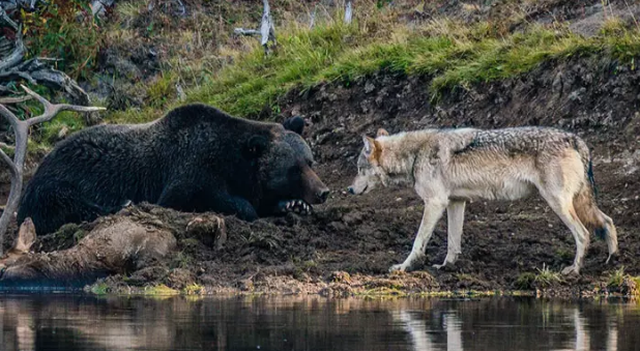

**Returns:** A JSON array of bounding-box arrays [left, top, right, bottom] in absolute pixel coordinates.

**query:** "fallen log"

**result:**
[[0, 206, 226, 290]]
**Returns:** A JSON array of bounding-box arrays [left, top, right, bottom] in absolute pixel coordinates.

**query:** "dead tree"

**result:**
[[0, 0, 114, 127], [0, 84, 105, 255], [233, 0, 277, 55], [344, 1, 352, 24]]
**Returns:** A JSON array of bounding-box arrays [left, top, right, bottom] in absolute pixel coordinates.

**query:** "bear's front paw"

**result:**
[[278, 199, 312, 215]]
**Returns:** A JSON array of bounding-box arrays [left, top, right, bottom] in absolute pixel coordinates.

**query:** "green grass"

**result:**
[[534, 264, 563, 288], [101, 15, 640, 127], [608, 266, 627, 288], [10, 2, 640, 151]]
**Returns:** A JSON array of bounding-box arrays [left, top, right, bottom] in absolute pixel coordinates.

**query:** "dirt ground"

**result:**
[[2, 53, 638, 298], [1, 0, 640, 298]]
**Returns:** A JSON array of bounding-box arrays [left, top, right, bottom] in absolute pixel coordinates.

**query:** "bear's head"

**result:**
[[245, 116, 330, 216]]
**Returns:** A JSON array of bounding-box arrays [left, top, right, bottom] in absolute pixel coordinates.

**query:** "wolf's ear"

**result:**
[[376, 128, 389, 137], [362, 135, 381, 161]]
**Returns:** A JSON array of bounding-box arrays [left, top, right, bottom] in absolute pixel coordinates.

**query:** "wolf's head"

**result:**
[[348, 128, 389, 195]]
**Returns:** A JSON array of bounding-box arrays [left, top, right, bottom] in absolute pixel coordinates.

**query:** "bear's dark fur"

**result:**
[[17, 104, 329, 235]]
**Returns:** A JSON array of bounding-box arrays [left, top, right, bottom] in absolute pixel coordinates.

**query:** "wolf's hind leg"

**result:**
[[390, 197, 448, 273], [433, 201, 465, 270], [539, 190, 590, 276]]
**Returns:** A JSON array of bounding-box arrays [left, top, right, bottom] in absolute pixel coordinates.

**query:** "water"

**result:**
[[0, 294, 639, 351]]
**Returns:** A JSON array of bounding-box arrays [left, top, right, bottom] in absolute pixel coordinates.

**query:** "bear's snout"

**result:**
[[301, 167, 330, 205], [317, 188, 330, 203]]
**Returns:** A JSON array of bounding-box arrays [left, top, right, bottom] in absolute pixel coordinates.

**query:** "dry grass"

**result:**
[[14, 0, 640, 146]]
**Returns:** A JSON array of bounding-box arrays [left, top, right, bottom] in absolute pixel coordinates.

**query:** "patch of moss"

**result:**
[[182, 283, 205, 295], [143, 284, 179, 296], [89, 282, 109, 295]]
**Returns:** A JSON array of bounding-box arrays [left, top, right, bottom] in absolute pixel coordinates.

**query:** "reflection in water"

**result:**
[[0, 295, 638, 351]]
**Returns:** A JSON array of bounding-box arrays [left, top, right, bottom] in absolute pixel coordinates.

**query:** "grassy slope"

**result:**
[[106, 3, 640, 125], [7, 0, 640, 148]]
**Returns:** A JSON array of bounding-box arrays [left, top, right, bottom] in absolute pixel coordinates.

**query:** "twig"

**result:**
[[0, 142, 15, 150], [234, 28, 261, 36], [0, 95, 31, 104], [0, 5, 19, 30], [0, 27, 25, 72]]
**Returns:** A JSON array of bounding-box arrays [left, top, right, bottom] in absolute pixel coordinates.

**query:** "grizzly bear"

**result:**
[[17, 103, 329, 235]]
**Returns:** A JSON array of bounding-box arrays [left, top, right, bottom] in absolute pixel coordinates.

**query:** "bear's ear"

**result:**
[[243, 136, 268, 159], [282, 116, 305, 135], [376, 128, 389, 137]]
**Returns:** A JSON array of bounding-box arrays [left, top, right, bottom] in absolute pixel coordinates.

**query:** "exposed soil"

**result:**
[[1, 0, 640, 298], [2, 52, 638, 298]]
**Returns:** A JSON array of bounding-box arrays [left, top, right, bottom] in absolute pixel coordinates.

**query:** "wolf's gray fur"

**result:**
[[348, 126, 618, 276]]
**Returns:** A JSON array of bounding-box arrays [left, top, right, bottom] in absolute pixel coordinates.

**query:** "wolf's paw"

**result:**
[[278, 199, 312, 215], [432, 263, 446, 270], [389, 264, 408, 273], [561, 265, 579, 276]]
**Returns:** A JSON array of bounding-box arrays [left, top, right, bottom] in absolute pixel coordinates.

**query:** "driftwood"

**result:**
[[0, 216, 177, 288], [0, 27, 93, 106], [0, 0, 116, 114], [0, 85, 105, 255], [0, 206, 226, 289], [234, 0, 277, 55]]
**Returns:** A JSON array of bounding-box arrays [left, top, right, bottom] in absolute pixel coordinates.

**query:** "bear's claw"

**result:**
[[278, 199, 312, 215]]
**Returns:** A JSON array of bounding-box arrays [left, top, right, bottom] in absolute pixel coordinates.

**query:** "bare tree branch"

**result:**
[[233, 28, 261, 36], [234, 0, 276, 55], [0, 84, 106, 255], [0, 142, 14, 149], [0, 5, 19, 30], [344, 1, 352, 24], [19, 85, 105, 126], [0, 95, 31, 104], [0, 147, 16, 176], [0, 28, 25, 72], [0, 103, 21, 128], [260, 0, 275, 47]]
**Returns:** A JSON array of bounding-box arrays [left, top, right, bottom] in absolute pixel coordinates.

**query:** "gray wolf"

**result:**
[[348, 126, 617, 275], [18, 104, 329, 235]]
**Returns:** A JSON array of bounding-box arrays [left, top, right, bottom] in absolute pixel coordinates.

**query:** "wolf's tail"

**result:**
[[572, 141, 618, 261]]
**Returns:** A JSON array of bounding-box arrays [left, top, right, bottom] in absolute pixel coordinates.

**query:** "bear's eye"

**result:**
[[307, 160, 314, 168]]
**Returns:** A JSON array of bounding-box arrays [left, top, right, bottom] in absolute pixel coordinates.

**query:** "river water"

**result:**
[[0, 294, 638, 351]]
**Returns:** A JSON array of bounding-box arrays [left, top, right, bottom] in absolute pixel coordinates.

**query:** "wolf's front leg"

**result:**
[[390, 198, 448, 273], [433, 201, 465, 270]]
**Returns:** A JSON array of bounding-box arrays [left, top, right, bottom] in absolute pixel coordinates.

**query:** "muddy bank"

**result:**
[[0, 53, 636, 298]]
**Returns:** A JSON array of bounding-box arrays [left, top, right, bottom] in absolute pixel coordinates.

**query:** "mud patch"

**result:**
[[3, 51, 640, 298]]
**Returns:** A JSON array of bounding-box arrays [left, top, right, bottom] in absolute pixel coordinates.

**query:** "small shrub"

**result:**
[[22, 0, 103, 79], [608, 266, 627, 288], [534, 264, 562, 288], [514, 272, 536, 290], [183, 283, 204, 295]]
